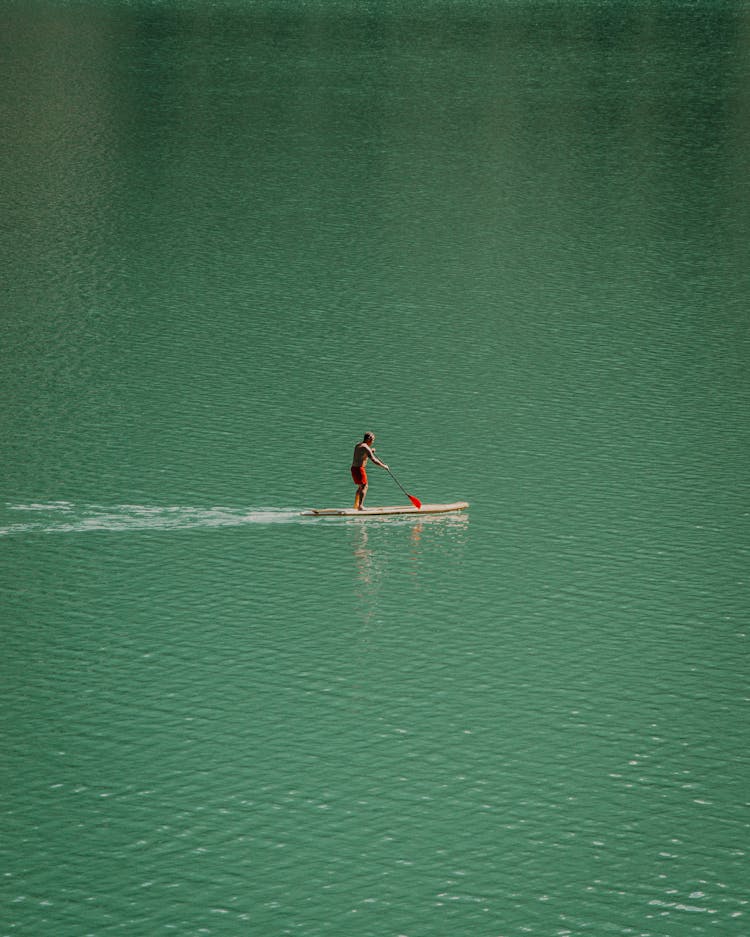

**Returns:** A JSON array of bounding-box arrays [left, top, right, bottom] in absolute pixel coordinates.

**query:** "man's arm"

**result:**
[[364, 445, 389, 470]]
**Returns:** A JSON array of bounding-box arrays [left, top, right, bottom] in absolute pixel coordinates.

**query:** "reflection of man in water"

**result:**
[[350, 432, 389, 510]]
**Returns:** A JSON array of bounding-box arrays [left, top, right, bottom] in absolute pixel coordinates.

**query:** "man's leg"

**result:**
[[355, 483, 367, 510]]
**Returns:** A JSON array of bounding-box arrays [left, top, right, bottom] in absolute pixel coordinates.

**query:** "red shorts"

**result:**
[[351, 465, 367, 486]]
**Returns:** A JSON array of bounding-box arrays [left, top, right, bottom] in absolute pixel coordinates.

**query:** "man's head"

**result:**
[[363, 432, 375, 444]]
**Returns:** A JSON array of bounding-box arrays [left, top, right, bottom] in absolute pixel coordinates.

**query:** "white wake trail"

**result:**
[[1, 503, 302, 536]]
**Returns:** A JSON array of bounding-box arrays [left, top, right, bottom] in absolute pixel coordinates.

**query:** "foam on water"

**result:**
[[1, 503, 301, 535]]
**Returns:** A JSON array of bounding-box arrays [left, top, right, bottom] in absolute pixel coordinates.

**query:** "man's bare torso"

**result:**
[[352, 441, 374, 467]]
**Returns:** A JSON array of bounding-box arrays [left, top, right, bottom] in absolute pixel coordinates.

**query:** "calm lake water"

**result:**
[[2, 1, 749, 935]]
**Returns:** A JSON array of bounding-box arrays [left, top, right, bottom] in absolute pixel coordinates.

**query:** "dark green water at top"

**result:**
[[2, 2, 749, 935]]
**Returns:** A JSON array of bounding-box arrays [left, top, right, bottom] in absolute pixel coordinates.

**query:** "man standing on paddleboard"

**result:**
[[351, 432, 389, 510]]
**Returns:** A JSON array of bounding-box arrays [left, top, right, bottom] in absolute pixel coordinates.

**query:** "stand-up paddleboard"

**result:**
[[301, 501, 469, 517]]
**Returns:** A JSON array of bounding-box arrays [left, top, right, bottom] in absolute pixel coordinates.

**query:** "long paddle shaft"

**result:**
[[386, 468, 422, 510]]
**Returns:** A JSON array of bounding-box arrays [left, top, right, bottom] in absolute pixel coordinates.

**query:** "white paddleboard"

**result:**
[[301, 501, 469, 517]]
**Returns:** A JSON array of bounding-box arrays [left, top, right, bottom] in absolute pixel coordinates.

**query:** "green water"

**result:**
[[2, 1, 749, 935]]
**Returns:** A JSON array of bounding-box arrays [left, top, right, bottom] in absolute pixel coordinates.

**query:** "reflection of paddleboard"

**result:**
[[301, 501, 469, 517]]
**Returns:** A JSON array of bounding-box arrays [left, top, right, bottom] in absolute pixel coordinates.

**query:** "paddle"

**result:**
[[386, 468, 422, 509]]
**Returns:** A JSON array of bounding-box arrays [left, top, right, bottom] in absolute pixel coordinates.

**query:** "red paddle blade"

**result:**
[[408, 494, 422, 509]]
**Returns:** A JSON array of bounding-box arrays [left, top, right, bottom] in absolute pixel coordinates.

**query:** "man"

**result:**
[[351, 432, 389, 510]]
